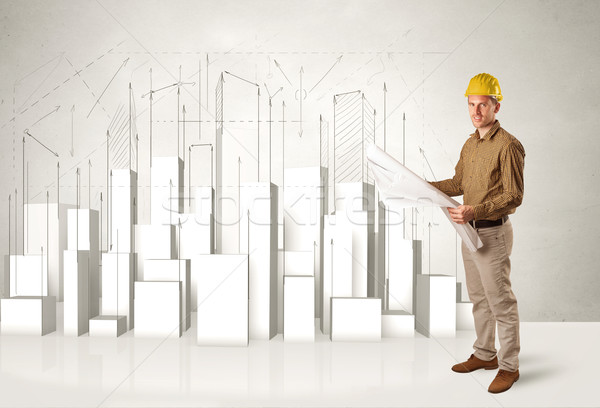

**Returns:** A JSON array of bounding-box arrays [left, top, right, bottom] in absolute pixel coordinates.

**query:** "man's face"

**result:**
[[468, 95, 500, 131]]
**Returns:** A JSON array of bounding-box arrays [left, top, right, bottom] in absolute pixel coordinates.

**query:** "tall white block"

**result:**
[[321, 216, 353, 335], [9, 255, 48, 297], [284, 167, 325, 321], [101, 253, 134, 330], [135, 281, 182, 338], [143, 259, 190, 330], [416, 274, 456, 337], [24, 203, 73, 301], [67, 209, 100, 317], [284, 276, 314, 342], [339, 213, 370, 298], [334, 182, 371, 213], [387, 215, 414, 312], [1, 296, 56, 335], [284, 250, 313, 276], [382, 310, 415, 338], [457, 302, 475, 330], [196, 255, 248, 346], [239, 182, 278, 340], [89, 315, 127, 337], [63, 250, 89, 336], [178, 213, 213, 258], [151, 157, 183, 226], [110, 169, 137, 253], [330, 297, 381, 342]]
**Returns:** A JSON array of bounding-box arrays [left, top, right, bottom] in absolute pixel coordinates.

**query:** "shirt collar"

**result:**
[[471, 120, 501, 140]]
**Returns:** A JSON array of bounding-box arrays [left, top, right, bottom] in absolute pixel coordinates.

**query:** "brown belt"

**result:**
[[468, 215, 508, 229]]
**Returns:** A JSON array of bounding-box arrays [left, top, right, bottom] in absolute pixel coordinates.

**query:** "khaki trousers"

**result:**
[[461, 219, 520, 372]]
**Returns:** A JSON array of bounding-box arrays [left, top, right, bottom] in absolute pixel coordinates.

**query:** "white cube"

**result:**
[[330, 297, 381, 342], [89, 315, 127, 337], [382, 310, 415, 337], [1, 296, 56, 335], [135, 281, 182, 338]]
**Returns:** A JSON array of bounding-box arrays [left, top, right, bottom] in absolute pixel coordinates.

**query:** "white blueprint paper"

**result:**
[[366, 144, 483, 252]]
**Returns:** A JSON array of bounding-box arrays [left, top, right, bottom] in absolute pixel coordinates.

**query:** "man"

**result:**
[[430, 73, 525, 394]]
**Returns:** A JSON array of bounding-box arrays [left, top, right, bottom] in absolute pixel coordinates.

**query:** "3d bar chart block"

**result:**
[[284, 167, 323, 252], [387, 223, 414, 313], [143, 259, 191, 330], [24, 203, 73, 301], [284, 276, 314, 342], [101, 253, 134, 330], [134, 224, 176, 280], [9, 255, 48, 297], [416, 274, 456, 337], [284, 250, 314, 276], [89, 315, 127, 337], [63, 250, 90, 336], [151, 157, 183, 226], [67, 209, 100, 317], [178, 213, 213, 258], [321, 215, 353, 335], [196, 255, 249, 347], [330, 297, 381, 342], [1, 296, 56, 335], [240, 182, 278, 340], [134, 281, 182, 338], [110, 169, 137, 253], [456, 302, 475, 330], [382, 310, 415, 338]]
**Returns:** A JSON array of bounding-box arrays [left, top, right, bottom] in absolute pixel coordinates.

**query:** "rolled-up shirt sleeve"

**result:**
[[472, 140, 525, 220]]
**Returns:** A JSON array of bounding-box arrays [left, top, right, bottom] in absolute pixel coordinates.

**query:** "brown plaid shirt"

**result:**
[[430, 120, 525, 221]]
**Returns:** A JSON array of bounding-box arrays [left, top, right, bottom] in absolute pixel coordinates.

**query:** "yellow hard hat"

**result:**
[[465, 73, 503, 102]]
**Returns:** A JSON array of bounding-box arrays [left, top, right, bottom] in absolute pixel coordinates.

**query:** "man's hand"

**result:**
[[448, 205, 474, 224]]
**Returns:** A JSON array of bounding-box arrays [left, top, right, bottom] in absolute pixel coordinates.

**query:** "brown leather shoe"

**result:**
[[451, 354, 499, 373], [488, 369, 520, 393]]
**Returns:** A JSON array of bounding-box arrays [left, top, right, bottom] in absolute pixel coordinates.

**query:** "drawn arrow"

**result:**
[[87, 58, 129, 118], [419, 146, 436, 181], [309, 55, 342, 94], [298, 66, 304, 138], [70, 105, 75, 156], [383, 83, 387, 152], [31, 105, 60, 127], [224, 71, 259, 87], [274, 59, 293, 86], [24, 129, 59, 157]]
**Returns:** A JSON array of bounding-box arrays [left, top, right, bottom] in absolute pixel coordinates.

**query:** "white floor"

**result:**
[[0, 312, 598, 408]]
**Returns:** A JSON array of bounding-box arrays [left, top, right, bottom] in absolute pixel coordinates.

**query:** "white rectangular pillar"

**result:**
[[178, 213, 213, 258], [110, 169, 137, 253], [321, 215, 353, 335], [67, 209, 100, 317], [416, 274, 456, 337], [63, 250, 89, 336], [196, 255, 248, 346], [240, 182, 278, 340], [134, 224, 176, 280], [151, 157, 183, 226], [284, 275, 314, 342], [387, 212, 414, 312], [24, 203, 72, 301], [134, 281, 182, 338], [330, 297, 381, 342], [143, 259, 190, 330], [0, 296, 56, 335], [101, 253, 134, 330]]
